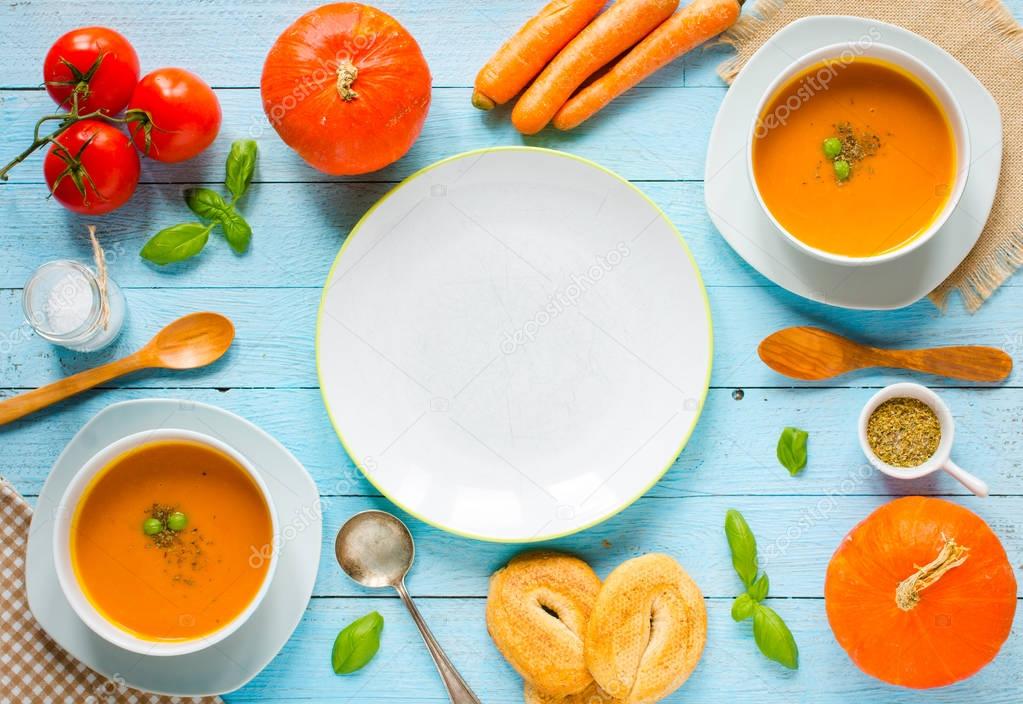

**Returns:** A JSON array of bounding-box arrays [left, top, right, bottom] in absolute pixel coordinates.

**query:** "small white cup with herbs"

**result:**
[[859, 382, 988, 497]]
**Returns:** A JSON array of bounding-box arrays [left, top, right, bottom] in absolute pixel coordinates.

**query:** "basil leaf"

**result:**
[[725, 509, 758, 588], [752, 604, 799, 669], [777, 427, 808, 476], [749, 573, 770, 602], [731, 593, 755, 622], [220, 210, 253, 254], [141, 223, 212, 265], [185, 187, 233, 222], [225, 139, 258, 201], [332, 611, 384, 675]]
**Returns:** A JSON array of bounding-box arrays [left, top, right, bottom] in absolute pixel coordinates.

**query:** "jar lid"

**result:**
[[22, 260, 103, 343]]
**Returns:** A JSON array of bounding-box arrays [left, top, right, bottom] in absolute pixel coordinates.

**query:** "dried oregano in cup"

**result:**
[[867, 398, 941, 467]]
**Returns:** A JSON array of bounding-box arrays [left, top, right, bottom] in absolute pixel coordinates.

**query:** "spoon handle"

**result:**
[[395, 580, 481, 704], [874, 346, 1013, 382], [0, 354, 146, 426]]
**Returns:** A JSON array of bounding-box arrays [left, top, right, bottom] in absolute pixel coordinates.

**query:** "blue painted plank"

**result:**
[[227, 596, 1023, 703], [5, 0, 1019, 91], [0, 182, 752, 289], [1, 286, 1018, 390], [27, 488, 1020, 600], [310, 494, 1023, 599], [0, 1, 685, 90], [0, 86, 720, 183], [6, 180, 1016, 292], [2, 387, 1020, 499], [19, 476, 1020, 601]]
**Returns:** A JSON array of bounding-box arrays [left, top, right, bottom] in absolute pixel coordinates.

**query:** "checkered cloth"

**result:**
[[0, 479, 223, 704]]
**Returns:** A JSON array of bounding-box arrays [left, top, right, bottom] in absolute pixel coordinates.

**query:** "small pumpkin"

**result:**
[[825, 497, 1016, 689], [261, 3, 431, 175]]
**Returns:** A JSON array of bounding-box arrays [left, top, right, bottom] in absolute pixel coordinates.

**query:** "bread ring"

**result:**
[[487, 551, 601, 696], [585, 553, 706, 703], [524, 681, 622, 704]]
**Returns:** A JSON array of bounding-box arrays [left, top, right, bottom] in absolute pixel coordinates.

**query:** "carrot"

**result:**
[[472, 0, 607, 111], [511, 0, 680, 135], [553, 0, 742, 130]]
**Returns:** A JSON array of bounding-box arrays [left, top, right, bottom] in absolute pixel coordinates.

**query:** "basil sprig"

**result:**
[[776, 426, 808, 476], [141, 139, 258, 265], [724, 509, 799, 670], [332, 611, 384, 675]]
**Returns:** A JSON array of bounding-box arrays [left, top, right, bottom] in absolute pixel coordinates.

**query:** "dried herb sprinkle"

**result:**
[[142, 503, 208, 583], [867, 397, 941, 467], [821, 122, 881, 183]]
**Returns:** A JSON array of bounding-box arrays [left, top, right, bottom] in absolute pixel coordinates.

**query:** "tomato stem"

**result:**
[[0, 106, 131, 182], [47, 132, 106, 204], [45, 54, 107, 112]]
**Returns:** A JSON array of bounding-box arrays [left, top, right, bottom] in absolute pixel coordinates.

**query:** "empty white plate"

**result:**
[[25, 399, 321, 696], [705, 16, 1002, 309], [318, 147, 713, 542]]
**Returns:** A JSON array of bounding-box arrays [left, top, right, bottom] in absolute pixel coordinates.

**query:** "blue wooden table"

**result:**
[[2, 2, 1022, 702]]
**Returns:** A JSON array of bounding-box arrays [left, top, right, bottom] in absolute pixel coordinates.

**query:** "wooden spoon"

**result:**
[[0, 312, 235, 426], [758, 326, 1013, 382]]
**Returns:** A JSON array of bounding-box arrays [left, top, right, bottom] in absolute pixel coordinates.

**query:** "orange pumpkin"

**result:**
[[261, 3, 431, 175], [825, 497, 1016, 688]]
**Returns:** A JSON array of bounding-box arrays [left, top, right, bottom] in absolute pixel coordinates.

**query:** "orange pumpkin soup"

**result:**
[[752, 56, 956, 258], [71, 440, 273, 641]]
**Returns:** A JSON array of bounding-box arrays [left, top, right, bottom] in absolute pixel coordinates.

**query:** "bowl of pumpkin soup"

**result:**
[[53, 429, 279, 656], [749, 42, 968, 266]]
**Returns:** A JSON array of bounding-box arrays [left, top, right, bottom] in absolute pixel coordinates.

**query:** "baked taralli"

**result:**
[[487, 552, 601, 696], [524, 681, 622, 704], [585, 553, 707, 703]]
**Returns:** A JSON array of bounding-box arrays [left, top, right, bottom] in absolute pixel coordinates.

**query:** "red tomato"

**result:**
[[44, 120, 140, 215], [43, 27, 140, 115], [127, 68, 222, 162]]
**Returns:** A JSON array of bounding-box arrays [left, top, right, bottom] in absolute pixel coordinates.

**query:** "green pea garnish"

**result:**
[[167, 511, 188, 531], [143, 517, 164, 535], [833, 159, 851, 182], [822, 137, 843, 159]]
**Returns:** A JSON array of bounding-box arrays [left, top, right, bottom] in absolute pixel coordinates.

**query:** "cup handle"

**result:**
[[942, 460, 989, 497]]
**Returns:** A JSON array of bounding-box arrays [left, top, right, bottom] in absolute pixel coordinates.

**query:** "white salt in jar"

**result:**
[[22, 260, 126, 352]]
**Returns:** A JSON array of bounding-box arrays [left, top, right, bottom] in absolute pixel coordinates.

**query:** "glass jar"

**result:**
[[22, 260, 126, 352]]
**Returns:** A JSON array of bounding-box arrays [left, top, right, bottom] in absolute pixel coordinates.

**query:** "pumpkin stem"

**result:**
[[895, 537, 969, 611], [336, 60, 359, 102]]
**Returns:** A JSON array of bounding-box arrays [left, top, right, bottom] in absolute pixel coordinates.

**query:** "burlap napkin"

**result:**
[[717, 0, 1023, 310], [0, 479, 222, 704]]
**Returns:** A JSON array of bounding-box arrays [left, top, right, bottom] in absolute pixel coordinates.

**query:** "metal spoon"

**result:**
[[0, 312, 235, 426], [335, 511, 481, 704]]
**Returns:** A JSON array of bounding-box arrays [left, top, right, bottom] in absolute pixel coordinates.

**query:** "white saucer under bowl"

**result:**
[[705, 15, 1002, 310], [317, 147, 713, 542], [25, 399, 322, 697]]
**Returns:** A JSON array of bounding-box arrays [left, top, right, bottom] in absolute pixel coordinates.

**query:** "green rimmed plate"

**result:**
[[317, 147, 712, 542]]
